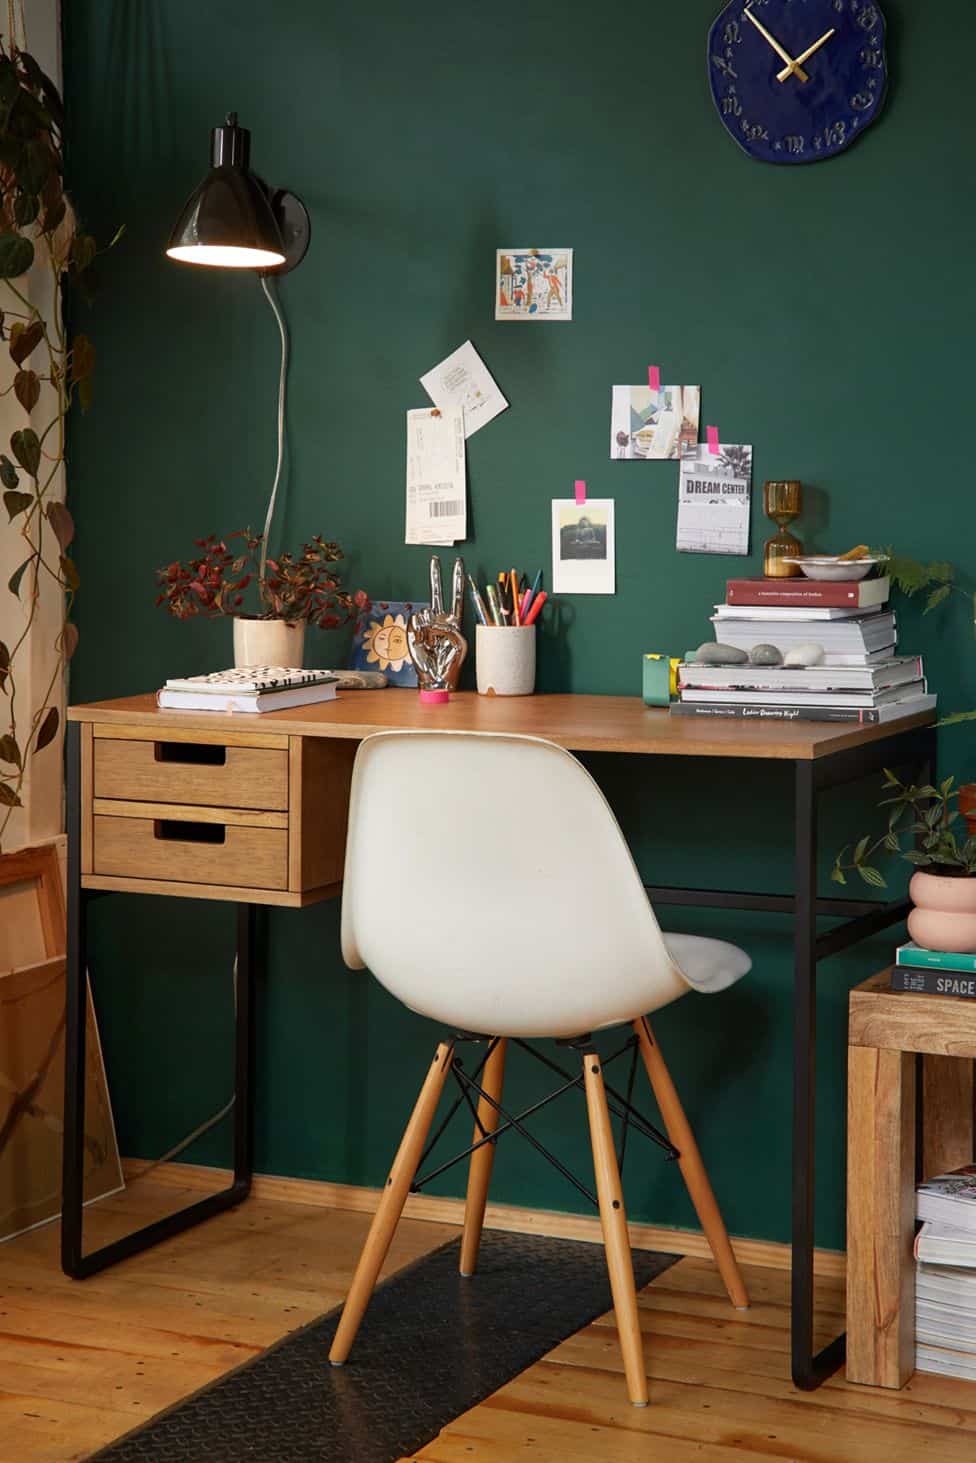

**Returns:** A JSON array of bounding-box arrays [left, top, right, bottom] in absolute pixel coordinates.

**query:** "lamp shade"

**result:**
[[166, 113, 287, 269]]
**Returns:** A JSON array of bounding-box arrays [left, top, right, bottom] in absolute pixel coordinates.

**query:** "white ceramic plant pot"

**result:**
[[233, 616, 306, 669], [476, 624, 536, 696]]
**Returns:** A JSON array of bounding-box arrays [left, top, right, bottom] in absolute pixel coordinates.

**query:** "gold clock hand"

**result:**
[[743, 7, 810, 83], [776, 27, 836, 82]]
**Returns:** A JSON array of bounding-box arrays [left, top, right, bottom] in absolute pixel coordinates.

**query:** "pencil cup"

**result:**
[[476, 625, 536, 696]]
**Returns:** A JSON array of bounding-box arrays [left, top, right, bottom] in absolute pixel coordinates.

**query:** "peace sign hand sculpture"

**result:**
[[407, 556, 468, 694]]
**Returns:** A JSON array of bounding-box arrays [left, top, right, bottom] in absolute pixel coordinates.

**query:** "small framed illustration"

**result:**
[[496, 249, 573, 321], [348, 601, 427, 687]]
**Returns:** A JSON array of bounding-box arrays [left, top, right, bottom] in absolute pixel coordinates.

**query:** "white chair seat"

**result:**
[[662, 933, 751, 996]]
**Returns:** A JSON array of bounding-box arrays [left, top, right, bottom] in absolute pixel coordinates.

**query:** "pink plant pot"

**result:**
[[907, 870, 976, 953]]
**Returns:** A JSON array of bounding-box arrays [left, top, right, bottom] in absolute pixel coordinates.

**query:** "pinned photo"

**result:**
[[611, 384, 700, 461], [552, 499, 615, 594]]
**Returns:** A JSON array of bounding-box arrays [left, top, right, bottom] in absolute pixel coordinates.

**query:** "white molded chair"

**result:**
[[329, 731, 751, 1405]]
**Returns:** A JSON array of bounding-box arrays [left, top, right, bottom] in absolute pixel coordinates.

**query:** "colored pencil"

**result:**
[[510, 569, 521, 626]]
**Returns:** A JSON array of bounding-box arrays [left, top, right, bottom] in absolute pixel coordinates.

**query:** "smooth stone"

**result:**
[[696, 642, 749, 666], [783, 642, 826, 668], [748, 643, 783, 666]]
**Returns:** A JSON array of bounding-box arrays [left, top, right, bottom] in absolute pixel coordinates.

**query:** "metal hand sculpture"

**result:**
[[407, 556, 468, 695]]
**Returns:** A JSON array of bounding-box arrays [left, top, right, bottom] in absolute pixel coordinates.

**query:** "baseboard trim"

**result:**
[[121, 1158, 845, 1280]]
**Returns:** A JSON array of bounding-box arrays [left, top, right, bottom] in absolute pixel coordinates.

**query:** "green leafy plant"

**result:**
[[875, 548, 975, 625], [873, 549, 976, 727], [832, 770, 976, 889], [156, 530, 368, 629], [0, 37, 122, 845]]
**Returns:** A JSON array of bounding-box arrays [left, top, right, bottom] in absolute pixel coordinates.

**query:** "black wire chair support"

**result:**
[[409, 1032, 679, 1212]]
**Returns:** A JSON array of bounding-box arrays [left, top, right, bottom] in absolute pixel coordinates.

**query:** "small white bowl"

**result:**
[[794, 556, 882, 582]]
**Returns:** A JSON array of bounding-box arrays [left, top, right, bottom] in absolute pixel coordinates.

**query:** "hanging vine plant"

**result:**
[[0, 32, 121, 846]]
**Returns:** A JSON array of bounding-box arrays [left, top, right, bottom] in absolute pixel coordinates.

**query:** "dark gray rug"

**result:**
[[90, 1231, 678, 1462]]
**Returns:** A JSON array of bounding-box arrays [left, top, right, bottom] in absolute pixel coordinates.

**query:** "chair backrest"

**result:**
[[341, 730, 689, 1038]]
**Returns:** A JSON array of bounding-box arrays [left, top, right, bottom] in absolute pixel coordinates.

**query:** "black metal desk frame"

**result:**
[[61, 716, 937, 1390]]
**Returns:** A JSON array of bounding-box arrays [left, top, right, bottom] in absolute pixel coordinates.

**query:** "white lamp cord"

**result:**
[[258, 274, 289, 588]]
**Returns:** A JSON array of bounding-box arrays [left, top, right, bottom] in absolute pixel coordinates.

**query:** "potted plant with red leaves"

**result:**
[[156, 530, 368, 667]]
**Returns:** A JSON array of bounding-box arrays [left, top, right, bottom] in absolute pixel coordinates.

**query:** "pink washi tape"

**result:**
[[575, 479, 587, 505], [419, 689, 450, 705], [707, 426, 720, 455], [648, 365, 661, 392]]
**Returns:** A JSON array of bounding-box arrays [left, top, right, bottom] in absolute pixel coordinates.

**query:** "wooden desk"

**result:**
[[63, 691, 937, 1391]]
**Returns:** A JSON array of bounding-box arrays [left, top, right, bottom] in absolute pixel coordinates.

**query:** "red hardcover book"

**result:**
[[725, 576, 889, 609]]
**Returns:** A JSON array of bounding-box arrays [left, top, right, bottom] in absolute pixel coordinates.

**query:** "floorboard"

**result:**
[[1, 1176, 974, 1462]]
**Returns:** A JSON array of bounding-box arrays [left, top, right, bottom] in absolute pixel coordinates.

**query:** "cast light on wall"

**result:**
[[166, 113, 310, 578]]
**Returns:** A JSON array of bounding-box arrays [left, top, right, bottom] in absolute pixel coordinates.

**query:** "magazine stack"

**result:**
[[672, 574, 937, 725], [915, 1166, 976, 1380]]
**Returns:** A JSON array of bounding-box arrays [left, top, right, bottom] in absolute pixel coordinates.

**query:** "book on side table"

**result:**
[[157, 666, 338, 713], [915, 1168, 976, 1380], [890, 943, 976, 997]]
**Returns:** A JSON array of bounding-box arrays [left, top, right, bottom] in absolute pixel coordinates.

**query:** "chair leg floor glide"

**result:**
[[328, 1040, 455, 1366], [583, 1050, 649, 1408], [460, 1037, 507, 1277], [633, 1016, 749, 1311]]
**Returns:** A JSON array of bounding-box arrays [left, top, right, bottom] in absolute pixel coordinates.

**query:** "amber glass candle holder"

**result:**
[[762, 480, 803, 578]]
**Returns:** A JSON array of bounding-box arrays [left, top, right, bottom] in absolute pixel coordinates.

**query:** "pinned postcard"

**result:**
[[611, 384, 701, 461], [405, 406, 466, 546], [552, 499, 615, 595], [496, 249, 573, 322], [676, 443, 753, 556], [419, 339, 508, 439]]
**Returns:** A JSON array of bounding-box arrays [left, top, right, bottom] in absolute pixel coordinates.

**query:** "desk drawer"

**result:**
[[93, 814, 288, 890], [94, 735, 288, 811]]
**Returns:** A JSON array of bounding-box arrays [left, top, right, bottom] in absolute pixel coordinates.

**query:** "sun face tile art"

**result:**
[[348, 601, 428, 686]]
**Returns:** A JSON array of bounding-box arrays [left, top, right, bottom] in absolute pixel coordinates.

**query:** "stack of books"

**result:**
[[915, 1166, 976, 1380], [890, 943, 976, 998], [673, 574, 937, 724], [158, 667, 339, 714]]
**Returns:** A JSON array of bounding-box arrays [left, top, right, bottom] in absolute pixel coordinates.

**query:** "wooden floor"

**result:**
[[1, 1177, 975, 1463]]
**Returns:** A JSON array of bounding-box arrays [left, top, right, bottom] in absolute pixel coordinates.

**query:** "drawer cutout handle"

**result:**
[[155, 742, 226, 766], [153, 819, 226, 845]]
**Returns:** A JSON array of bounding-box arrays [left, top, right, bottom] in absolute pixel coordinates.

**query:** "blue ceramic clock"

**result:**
[[708, 0, 888, 164]]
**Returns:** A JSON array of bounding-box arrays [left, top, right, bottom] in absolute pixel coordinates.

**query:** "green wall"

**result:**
[[62, 1, 976, 1248]]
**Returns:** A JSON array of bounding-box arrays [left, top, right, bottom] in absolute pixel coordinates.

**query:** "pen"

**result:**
[[510, 568, 521, 626], [485, 582, 504, 627], [523, 590, 548, 626], [467, 574, 489, 626], [523, 569, 543, 617]]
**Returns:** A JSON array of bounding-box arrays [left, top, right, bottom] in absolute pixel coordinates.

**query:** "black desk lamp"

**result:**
[[167, 113, 310, 576]]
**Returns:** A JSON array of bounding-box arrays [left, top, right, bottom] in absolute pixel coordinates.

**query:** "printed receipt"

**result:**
[[405, 406, 466, 546]]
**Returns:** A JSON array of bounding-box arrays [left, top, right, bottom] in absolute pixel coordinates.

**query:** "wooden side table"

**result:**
[[846, 970, 976, 1389]]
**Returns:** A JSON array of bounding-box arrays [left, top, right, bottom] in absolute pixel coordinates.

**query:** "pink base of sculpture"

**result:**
[[418, 689, 450, 704]]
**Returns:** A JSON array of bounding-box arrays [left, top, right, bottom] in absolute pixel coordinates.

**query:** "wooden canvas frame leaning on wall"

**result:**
[[0, 841, 122, 1243]]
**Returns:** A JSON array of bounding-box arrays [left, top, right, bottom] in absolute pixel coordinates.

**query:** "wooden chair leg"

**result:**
[[460, 1038, 507, 1277], [329, 1041, 454, 1365], [582, 1050, 649, 1407], [633, 1017, 749, 1310]]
